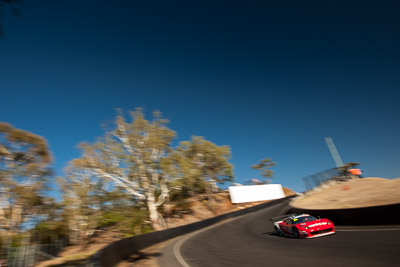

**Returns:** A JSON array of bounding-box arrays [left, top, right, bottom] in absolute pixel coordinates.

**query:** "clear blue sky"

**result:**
[[1, 0, 399, 193]]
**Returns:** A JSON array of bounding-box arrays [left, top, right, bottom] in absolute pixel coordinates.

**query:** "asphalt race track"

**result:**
[[158, 199, 400, 267]]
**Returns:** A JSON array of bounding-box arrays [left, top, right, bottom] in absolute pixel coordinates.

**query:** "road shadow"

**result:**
[[124, 251, 163, 263], [262, 231, 280, 236]]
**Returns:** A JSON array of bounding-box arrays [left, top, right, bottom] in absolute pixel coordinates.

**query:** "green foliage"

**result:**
[[251, 157, 276, 183], [34, 220, 68, 244], [138, 224, 153, 235], [97, 208, 152, 236], [10, 235, 22, 247], [0, 122, 53, 234], [0, 233, 24, 248], [164, 136, 233, 194], [168, 186, 192, 215], [125, 208, 153, 236], [97, 212, 126, 228]]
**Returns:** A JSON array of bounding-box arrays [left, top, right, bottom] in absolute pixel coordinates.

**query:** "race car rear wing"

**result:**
[[269, 213, 297, 222]]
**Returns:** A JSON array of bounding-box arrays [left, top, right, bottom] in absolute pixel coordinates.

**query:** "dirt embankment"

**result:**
[[291, 177, 400, 209]]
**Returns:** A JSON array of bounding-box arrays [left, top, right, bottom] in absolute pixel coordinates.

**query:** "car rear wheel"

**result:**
[[292, 227, 299, 238]]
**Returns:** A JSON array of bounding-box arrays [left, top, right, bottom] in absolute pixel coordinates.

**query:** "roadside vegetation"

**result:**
[[0, 108, 276, 265]]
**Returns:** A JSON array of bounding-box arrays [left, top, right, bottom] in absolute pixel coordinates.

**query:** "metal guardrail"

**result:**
[[0, 239, 67, 267], [302, 167, 341, 191], [302, 163, 362, 192]]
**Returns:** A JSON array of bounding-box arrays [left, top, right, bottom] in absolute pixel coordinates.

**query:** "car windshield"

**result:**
[[292, 215, 317, 224]]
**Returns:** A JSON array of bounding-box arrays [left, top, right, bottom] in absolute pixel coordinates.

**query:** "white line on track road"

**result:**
[[336, 228, 400, 232], [172, 215, 250, 267], [173, 235, 191, 267]]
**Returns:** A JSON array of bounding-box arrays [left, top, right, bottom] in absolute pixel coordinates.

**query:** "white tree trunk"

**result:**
[[146, 193, 163, 231]]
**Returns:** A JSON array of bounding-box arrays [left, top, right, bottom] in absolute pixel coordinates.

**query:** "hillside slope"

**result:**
[[291, 177, 400, 209]]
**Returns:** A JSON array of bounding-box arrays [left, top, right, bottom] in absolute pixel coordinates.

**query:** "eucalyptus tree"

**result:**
[[70, 109, 175, 231], [165, 136, 233, 209], [251, 157, 276, 183], [0, 122, 52, 237], [57, 167, 104, 244]]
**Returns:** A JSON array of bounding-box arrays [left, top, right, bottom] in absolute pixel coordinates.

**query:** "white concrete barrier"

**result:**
[[228, 184, 285, 203]]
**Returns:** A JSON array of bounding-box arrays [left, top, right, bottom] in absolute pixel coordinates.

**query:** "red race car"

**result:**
[[273, 214, 335, 238]]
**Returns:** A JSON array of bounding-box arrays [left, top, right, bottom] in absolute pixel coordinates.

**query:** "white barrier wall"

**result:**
[[228, 184, 285, 203]]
